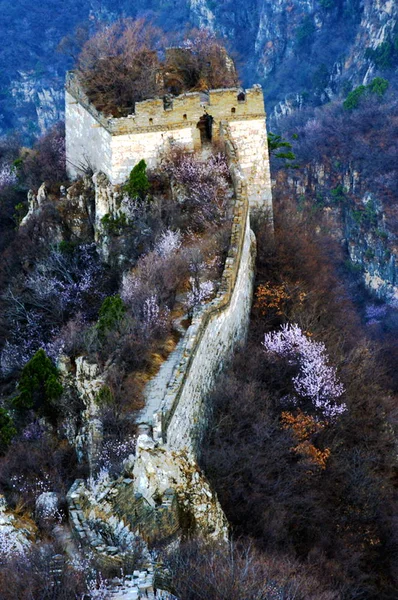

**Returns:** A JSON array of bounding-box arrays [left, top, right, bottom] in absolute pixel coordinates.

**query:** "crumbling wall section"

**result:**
[[150, 126, 258, 454]]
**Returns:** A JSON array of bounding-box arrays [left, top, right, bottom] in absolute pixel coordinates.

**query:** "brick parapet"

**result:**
[[65, 71, 265, 136]]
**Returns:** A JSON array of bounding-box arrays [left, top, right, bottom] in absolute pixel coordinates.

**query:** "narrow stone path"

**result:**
[[137, 334, 185, 428]]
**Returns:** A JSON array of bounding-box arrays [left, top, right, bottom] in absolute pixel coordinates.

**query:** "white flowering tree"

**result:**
[[154, 229, 182, 257], [162, 150, 230, 229], [263, 323, 346, 419], [0, 163, 16, 190]]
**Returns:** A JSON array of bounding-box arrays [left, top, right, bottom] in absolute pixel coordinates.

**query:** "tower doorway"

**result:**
[[197, 114, 213, 145]]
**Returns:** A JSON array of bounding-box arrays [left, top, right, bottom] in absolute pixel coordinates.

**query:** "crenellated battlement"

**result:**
[[66, 71, 265, 135]]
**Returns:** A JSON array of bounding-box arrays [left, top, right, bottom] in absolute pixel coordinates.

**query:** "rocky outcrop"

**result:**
[[58, 355, 106, 474], [67, 432, 227, 566], [73, 357, 106, 473], [92, 172, 122, 229], [20, 175, 95, 242], [0, 495, 36, 554], [344, 193, 398, 303], [132, 433, 228, 540]]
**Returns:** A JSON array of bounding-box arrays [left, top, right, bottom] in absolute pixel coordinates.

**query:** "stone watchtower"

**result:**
[[65, 71, 272, 211]]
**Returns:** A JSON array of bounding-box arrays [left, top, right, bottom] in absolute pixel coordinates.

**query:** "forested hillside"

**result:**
[[270, 77, 398, 305]]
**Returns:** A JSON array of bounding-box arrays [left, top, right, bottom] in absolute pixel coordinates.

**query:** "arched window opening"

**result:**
[[237, 91, 246, 102]]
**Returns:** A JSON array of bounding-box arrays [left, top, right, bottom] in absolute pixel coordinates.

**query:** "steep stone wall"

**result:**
[[165, 214, 255, 451], [161, 198, 255, 452], [227, 118, 272, 212], [66, 90, 112, 176]]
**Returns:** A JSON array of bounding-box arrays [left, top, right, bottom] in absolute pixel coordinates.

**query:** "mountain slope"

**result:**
[[1, 0, 397, 137]]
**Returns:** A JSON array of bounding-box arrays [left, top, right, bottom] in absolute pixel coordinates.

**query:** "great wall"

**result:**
[[63, 74, 273, 595]]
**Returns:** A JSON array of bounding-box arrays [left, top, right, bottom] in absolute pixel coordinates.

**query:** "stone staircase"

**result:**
[[67, 479, 145, 566], [107, 570, 154, 599]]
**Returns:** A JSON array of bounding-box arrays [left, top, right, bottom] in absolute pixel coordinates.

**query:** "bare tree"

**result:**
[[77, 18, 164, 116], [163, 538, 320, 600], [165, 29, 239, 94], [76, 21, 239, 115]]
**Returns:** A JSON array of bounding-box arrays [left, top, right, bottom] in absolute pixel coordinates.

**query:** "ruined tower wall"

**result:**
[[110, 127, 194, 183], [227, 118, 272, 212], [65, 90, 112, 176], [65, 73, 271, 210]]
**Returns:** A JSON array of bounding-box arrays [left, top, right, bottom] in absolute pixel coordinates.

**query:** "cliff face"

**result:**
[[10, 71, 64, 137], [344, 0, 397, 82], [190, 0, 398, 120], [2, 0, 397, 137], [277, 161, 398, 303]]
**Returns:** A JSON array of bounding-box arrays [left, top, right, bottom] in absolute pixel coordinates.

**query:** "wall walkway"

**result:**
[[138, 125, 259, 455]]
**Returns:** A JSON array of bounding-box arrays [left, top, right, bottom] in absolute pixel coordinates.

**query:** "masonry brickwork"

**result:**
[[65, 72, 272, 210]]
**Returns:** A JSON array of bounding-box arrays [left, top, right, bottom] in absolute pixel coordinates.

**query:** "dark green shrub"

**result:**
[[13, 349, 63, 419], [344, 259, 362, 273], [96, 295, 126, 337], [352, 209, 364, 224], [364, 200, 378, 226], [330, 184, 345, 203], [296, 17, 316, 49], [319, 0, 334, 8], [376, 229, 388, 240], [58, 240, 78, 255], [313, 64, 330, 90], [343, 78, 389, 110], [13, 202, 28, 226], [343, 85, 367, 110], [0, 409, 16, 453], [365, 41, 395, 69], [368, 77, 389, 96], [100, 212, 128, 235], [124, 159, 150, 199], [95, 385, 114, 407]]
